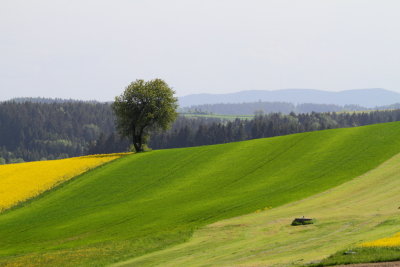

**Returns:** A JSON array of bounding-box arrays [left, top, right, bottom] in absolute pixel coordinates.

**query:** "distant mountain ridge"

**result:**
[[179, 88, 400, 108]]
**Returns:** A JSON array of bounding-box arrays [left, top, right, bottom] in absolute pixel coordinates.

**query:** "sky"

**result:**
[[1, 0, 400, 101]]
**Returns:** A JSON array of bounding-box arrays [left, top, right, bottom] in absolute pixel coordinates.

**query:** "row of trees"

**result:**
[[180, 102, 367, 115], [86, 109, 400, 152], [2, 101, 400, 163], [107, 80, 400, 151], [2, 79, 400, 163], [0, 79, 179, 163], [148, 110, 400, 148]]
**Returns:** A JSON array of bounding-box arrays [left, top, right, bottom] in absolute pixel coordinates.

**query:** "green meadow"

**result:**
[[311, 247, 400, 266], [1, 122, 400, 266], [116, 147, 400, 266]]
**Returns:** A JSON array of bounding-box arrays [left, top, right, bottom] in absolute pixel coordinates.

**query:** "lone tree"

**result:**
[[112, 79, 178, 152]]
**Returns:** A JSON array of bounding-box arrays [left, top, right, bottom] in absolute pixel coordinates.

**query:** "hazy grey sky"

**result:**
[[1, 0, 400, 101]]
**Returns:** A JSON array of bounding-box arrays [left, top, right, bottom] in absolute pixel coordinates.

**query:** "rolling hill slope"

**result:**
[[115, 147, 400, 267], [1, 122, 400, 266]]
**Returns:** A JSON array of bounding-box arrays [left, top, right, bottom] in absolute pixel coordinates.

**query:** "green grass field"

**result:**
[[310, 247, 400, 266], [1, 122, 400, 266], [115, 147, 400, 267]]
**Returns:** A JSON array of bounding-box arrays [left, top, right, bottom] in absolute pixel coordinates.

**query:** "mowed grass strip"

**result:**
[[0, 153, 126, 212], [311, 247, 400, 266], [312, 222, 400, 266], [1, 122, 400, 266], [115, 146, 400, 267]]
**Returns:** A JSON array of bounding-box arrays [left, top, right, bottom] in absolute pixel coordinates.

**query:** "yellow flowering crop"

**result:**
[[0, 153, 128, 212], [360, 232, 400, 247]]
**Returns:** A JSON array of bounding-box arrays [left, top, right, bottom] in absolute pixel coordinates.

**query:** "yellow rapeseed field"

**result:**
[[360, 232, 400, 247], [0, 153, 128, 212]]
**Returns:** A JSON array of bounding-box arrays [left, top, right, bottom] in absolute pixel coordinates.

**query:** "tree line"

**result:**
[[1, 100, 400, 163], [147, 110, 400, 149], [180, 101, 400, 115], [0, 101, 115, 163]]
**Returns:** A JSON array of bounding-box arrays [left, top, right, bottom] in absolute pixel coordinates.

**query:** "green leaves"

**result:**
[[112, 79, 178, 151]]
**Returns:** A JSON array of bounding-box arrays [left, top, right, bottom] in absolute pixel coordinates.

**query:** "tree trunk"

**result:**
[[132, 135, 143, 152], [133, 142, 142, 152]]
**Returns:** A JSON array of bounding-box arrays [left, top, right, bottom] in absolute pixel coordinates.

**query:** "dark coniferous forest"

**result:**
[[149, 110, 400, 149], [0, 101, 115, 163], [180, 101, 400, 115], [1, 100, 400, 164], [180, 102, 364, 115]]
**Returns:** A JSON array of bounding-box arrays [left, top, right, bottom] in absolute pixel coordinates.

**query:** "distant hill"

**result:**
[[179, 88, 400, 108], [180, 102, 367, 115]]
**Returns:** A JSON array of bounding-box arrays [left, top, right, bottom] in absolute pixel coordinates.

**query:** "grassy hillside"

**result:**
[[1, 122, 400, 266], [115, 149, 400, 267]]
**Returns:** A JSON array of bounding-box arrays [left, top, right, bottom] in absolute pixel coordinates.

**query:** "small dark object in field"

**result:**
[[291, 217, 314, 226], [343, 250, 357, 255]]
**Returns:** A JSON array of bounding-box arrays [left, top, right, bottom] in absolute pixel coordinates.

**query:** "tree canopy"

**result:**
[[112, 79, 178, 152]]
